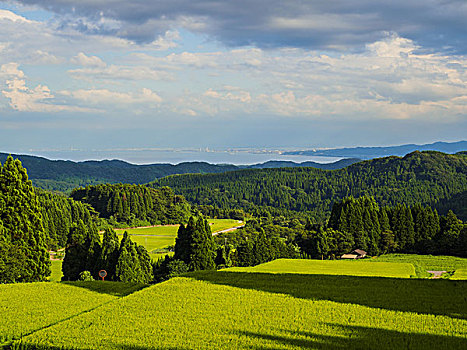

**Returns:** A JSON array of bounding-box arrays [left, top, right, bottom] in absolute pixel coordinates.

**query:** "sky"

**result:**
[[0, 0, 466, 156]]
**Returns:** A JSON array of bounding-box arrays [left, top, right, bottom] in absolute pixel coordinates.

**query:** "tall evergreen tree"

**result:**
[[98, 227, 120, 280], [62, 219, 101, 280], [0, 156, 50, 283], [115, 232, 152, 283], [174, 216, 215, 271]]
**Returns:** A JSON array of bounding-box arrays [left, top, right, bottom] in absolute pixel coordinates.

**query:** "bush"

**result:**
[[78, 271, 94, 281]]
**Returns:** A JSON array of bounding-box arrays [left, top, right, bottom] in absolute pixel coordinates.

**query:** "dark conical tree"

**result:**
[[114, 232, 153, 283], [174, 217, 195, 263], [174, 216, 215, 271], [62, 219, 101, 281], [189, 217, 215, 271], [390, 204, 415, 251], [99, 227, 120, 280], [253, 229, 273, 265], [0, 156, 50, 283]]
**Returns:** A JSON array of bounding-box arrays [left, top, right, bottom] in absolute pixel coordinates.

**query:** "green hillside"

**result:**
[[151, 151, 467, 221], [13, 270, 467, 349]]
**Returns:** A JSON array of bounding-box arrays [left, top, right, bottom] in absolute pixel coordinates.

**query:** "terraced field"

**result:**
[[225, 259, 416, 278], [6, 257, 467, 349], [0, 282, 145, 346], [372, 254, 467, 278]]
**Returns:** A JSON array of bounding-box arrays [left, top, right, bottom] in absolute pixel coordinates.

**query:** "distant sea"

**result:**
[[20, 148, 343, 165]]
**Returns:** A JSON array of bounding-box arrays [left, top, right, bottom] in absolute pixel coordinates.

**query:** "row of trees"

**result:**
[[62, 225, 153, 283], [71, 184, 192, 226], [155, 217, 300, 282], [296, 196, 467, 259]]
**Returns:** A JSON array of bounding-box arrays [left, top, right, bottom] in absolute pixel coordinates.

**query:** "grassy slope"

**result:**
[[49, 260, 63, 282], [225, 259, 415, 278], [0, 283, 117, 343], [20, 274, 467, 349], [452, 269, 467, 280], [372, 254, 467, 278]]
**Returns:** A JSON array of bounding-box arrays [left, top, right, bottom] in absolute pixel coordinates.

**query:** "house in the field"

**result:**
[[340, 249, 367, 259]]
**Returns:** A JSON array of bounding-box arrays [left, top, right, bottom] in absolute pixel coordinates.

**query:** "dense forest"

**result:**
[[70, 184, 192, 226], [150, 151, 467, 221], [37, 190, 98, 249], [0, 152, 357, 193]]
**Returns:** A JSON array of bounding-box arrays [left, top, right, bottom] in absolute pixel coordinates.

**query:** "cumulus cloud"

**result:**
[[62, 88, 162, 106], [9, 0, 467, 52], [71, 52, 106, 67], [162, 34, 466, 119], [0, 63, 95, 113]]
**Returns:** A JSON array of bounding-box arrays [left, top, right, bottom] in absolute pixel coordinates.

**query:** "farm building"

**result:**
[[340, 249, 367, 259], [341, 254, 358, 259]]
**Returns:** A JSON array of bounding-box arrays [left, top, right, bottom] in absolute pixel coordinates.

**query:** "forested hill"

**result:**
[[0, 152, 359, 193], [149, 151, 467, 222]]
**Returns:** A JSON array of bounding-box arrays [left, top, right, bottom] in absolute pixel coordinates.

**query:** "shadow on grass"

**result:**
[[236, 323, 467, 350], [189, 271, 467, 319], [62, 281, 148, 297], [7, 343, 188, 350]]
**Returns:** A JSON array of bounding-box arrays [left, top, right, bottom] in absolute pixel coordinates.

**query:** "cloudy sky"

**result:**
[[0, 0, 466, 155]]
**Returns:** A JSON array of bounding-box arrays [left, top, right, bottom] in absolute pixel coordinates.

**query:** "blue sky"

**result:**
[[0, 0, 465, 154]]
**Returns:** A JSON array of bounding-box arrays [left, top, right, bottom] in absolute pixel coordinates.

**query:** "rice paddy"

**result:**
[[7, 254, 466, 349], [15, 273, 467, 349], [225, 258, 416, 278]]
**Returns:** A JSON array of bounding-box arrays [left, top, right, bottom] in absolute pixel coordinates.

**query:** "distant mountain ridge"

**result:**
[[0, 152, 360, 193], [284, 140, 467, 159]]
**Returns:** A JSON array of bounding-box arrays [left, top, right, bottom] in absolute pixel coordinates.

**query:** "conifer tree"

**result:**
[[0, 156, 50, 283], [115, 232, 152, 283], [62, 219, 101, 280], [99, 227, 120, 280], [174, 216, 215, 271]]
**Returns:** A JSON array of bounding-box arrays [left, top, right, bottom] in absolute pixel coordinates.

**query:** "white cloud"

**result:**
[[0, 63, 25, 78], [68, 64, 173, 82], [2, 78, 94, 113], [71, 52, 107, 67], [0, 9, 32, 23], [63, 88, 162, 106]]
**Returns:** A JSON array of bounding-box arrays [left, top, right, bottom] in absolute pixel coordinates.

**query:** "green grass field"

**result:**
[[11, 254, 465, 348], [0, 283, 116, 345], [225, 259, 416, 278], [111, 219, 242, 257], [17, 272, 467, 349], [48, 260, 63, 282], [372, 254, 467, 278], [451, 269, 467, 280]]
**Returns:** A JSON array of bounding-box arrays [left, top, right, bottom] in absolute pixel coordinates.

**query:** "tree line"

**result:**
[[150, 151, 467, 222], [70, 183, 192, 227], [297, 196, 467, 259]]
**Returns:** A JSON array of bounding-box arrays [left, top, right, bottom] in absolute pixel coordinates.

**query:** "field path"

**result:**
[[212, 224, 245, 235]]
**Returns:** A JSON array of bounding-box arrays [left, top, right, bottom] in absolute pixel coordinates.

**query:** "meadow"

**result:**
[[0, 283, 116, 345], [225, 259, 416, 278], [15, 271, 467, 349], [7, 255, 466, 349], [372, 254, 467, 278]]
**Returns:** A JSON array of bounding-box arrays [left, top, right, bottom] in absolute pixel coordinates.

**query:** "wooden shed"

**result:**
[[352, 249, 367, 258], [341, 249, 368, 259], [341, 253, 358, 259]]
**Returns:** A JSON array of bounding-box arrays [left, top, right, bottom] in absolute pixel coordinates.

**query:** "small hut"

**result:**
[[340, 253, 358, 259], [352, 249, 367, 258], [340, 249, 367, 259]]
